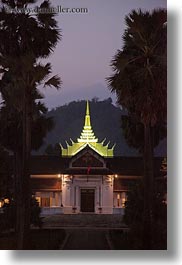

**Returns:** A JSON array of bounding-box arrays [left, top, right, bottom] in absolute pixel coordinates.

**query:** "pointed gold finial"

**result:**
[[86, 100, 90, 115], [111, 143, 116, 150], [59, 143, 63, 150], [101, 138, 106, 144], [84, 100, 91, 127]]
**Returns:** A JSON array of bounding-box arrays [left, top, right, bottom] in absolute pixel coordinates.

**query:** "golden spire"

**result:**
[[60, 100, 115, 157], [86, 100, 89, 115], [84, 100, 91, 128], [78, 100, 98, 143]]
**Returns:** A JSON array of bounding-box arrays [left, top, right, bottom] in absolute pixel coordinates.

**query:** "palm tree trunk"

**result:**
[[22, 87, 31, 249], [143, 124, 154, 249], [15, 150, 25, 249], [14, 150, 22, 234], [16, 87, 31, 249]]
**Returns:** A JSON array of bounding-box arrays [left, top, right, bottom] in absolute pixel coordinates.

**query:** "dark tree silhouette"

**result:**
[[107, 9, 167, 249], [0, 0, 61, 249]]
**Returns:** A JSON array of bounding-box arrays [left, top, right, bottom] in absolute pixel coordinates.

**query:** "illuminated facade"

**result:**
[[31, 152, 133, 215], [29, 101, 164, 215], [58, 102, 115, 213]]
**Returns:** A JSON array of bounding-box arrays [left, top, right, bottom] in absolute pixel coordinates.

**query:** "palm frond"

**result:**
[[44, 75, 62, 89]]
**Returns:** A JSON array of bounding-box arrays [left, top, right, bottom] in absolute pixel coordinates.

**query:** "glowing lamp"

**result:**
[[4, 198, 9, 204]]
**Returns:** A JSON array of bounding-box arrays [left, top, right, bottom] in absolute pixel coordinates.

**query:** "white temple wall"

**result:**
[[61, 175, 113, 214]]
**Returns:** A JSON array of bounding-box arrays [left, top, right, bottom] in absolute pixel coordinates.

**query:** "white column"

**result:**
[[102, 175, 113, 214], [62, 175, 72, 214]]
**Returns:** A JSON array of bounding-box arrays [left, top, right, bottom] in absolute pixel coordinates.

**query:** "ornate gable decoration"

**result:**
[[72, 151, 104, 168], [60, 101, 115, 157]]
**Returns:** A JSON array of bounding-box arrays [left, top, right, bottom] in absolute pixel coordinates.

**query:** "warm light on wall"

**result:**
[[121, 192, 127, 208], [35, 197, 41, 206], [4, 198, 9, 204], [58, 174, 61, 178], [122, 198, 126, 208], [117, 193, 120, 207], [115, 174, 118, 178]]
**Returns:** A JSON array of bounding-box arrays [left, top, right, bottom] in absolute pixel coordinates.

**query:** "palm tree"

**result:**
[[0, 0, 61, 249], [121, 115, 166, 153], [0, 65, 59, 248], [107, 9, 167, 249]]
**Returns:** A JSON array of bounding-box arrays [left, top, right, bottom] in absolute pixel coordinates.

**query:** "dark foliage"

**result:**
[[121, 115, 166, 152], [123, 180, 167, 249], [0, 146, 11, 197], [0, 197, 42, 231]]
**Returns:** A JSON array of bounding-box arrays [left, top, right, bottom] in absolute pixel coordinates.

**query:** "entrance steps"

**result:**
[[42, 214, 125, 228]]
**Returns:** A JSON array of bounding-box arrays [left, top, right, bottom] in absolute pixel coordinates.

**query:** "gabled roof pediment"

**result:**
[[70, 146, 106, 168]]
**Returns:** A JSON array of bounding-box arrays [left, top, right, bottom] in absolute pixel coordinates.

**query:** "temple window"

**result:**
[[41, 197, 50, 207], [117, 193, 120, 207], [121, 192, 127, 208], [114, 192, 127, 208]]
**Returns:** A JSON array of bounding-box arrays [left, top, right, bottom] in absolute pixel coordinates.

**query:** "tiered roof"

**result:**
[[60, 101, 115, 157]]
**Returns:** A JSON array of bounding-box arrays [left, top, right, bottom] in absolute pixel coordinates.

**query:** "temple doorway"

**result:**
[[80, 189, 95, 213]]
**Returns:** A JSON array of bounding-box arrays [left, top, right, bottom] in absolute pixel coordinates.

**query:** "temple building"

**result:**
[[30, 101, 164, 215]]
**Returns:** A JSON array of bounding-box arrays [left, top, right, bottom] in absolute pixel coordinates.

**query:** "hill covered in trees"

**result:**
[[36, 98, 166, 156]]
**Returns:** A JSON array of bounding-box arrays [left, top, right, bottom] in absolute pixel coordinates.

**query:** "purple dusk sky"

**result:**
[[41, 0, 167, 109], [0, 0, 167, 109]]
